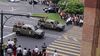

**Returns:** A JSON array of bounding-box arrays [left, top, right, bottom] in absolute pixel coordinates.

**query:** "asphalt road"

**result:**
[[0, 0, 73, 50]]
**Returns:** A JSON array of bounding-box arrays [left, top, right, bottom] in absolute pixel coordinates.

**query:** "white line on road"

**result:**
[[0, 32, 15, 39], [4, 26, 13, 29], [72, 37, 79, 42], [45, 33, 61, 38], [63, 34, 68, 40], [68, 35, 79, 42], [30, 17, 39, 20]]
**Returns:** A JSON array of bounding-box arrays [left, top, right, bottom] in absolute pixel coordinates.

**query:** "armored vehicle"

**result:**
[[38, 18, 65, 31], [12, 22, 45, 38]]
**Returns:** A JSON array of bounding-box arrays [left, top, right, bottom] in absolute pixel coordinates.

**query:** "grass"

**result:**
[[32, 13, 65, 24]]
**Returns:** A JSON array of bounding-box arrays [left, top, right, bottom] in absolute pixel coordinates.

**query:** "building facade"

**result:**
[[80, 0, 100, 56]]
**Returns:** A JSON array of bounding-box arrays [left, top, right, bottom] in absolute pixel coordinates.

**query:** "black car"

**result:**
[[43, 7, 58, 13], [29, 0, 38, 5]]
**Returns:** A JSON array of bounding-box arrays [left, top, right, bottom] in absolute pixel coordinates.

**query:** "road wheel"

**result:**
[[40, 25, 44, 29], [16, 31, 21, 36], [56, 28, 62, 32]]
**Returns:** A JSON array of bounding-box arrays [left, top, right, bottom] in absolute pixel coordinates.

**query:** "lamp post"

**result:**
[[1, 11, 4, 56]]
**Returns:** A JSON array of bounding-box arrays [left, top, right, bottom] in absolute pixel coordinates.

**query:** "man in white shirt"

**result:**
[[53, 50, 58, 56], [23, 48, 27, 56], [7, 39, 15, 46], [10, 40, 15, 46], [7, 47, 13, 56], [66, 17, 72, 23], [17, 45, 22, 53], [34, 46, 39, 53], [7, 39, 11, 46]]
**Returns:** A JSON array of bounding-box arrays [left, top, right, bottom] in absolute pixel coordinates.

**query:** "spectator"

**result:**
[[38, 51, 42, 56], [78, 19, 83, 27], [17, 50, 23, 56], [42, 50, 47, 56], [7, 39, 15, 48], [60, 11, 66, 19], [13, 45, 17, 56], [23, 48, 28, 56], [7, 39, 11, 46], [27, 49, 32, 56], [17, 45, 22, 54], [7, 47, 13, 56], [34, 46, 39, 53], [73, 15, 79, 25], [66, 16, 73, 25], [53, 50, 58, 56], [41, 43, 47, 53], [10, 39, 15, 46], [32, 50, 36, 56]]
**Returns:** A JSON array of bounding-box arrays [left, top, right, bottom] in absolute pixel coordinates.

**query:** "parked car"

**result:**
[[12, 22, 45, 38], [37, 18, 65, 31], [29, 0, 38, 5], [43, 7, 56, 13]]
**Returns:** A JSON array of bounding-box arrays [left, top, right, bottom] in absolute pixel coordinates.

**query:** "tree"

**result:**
[[58, 0, 67, 9], [58, 0, 84, 14], [52, 0, 60, 4]]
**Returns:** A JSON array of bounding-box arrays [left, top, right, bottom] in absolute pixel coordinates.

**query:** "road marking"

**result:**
[[4, 26, 13, 29], [63, 34, 68, 40], [72, 37, 79, 42], [63, 34, 79, 42], [67, 36, 79, 42], [30, 17, 39, 20], [45, 33, 61, 38], [0, 32, 15, 39]]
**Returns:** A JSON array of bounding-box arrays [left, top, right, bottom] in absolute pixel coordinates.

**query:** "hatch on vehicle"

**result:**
[[22, 24, 38, 31]]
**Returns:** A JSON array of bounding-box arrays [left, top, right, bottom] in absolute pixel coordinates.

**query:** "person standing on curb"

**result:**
[[17, 45, 22, 56], [32, 50, 36, 56], [17, 50, 23, 56], [53, 50, 58, 56], [13, 45, 17, 56], [41, 43, 47, 53], [27, 49, 32, 56], [23, 48, 27, 56], [7, 47, 13, 56], [34, 46, 39, 55], [38, 51, 42, 56]]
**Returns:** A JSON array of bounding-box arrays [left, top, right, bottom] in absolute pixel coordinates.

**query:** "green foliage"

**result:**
[[57, 0, 84, 14], [52, 0, 60, 4], [58, 0, 67, 9]]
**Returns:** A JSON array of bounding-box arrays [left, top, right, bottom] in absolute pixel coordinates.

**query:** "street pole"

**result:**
[[1, 11, 4, 56]]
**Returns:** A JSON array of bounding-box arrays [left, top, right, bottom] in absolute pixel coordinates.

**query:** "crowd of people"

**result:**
[[65, 14, 83, 27], [3, 39, 58, 56], [59, 10, 83, 27]]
